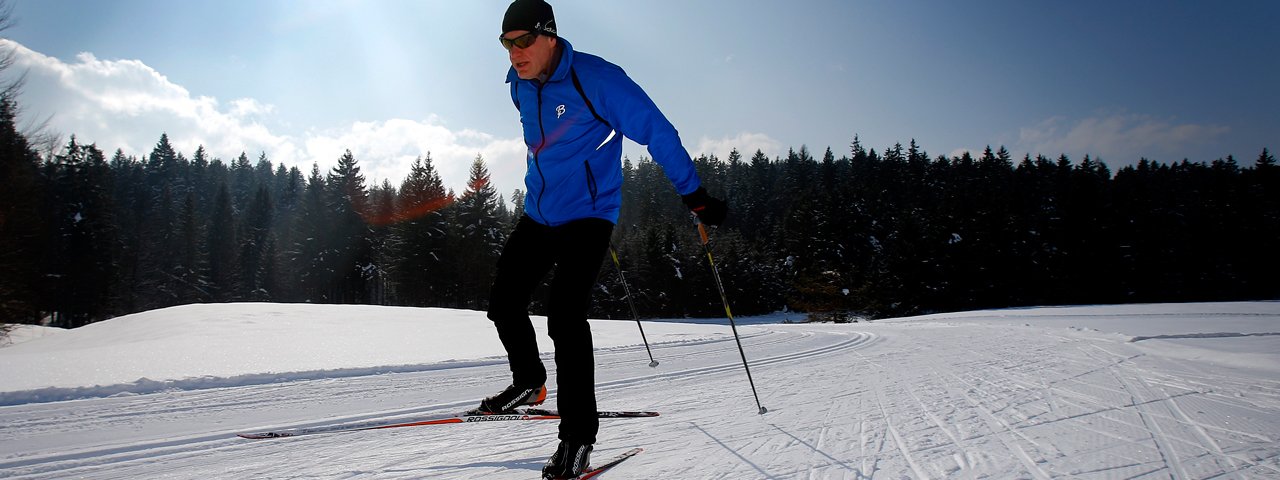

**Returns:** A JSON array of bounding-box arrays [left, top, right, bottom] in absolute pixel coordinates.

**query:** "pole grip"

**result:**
[[697, 222, 709, 245]]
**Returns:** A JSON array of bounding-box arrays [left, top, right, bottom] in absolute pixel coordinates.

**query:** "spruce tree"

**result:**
[[510, 189, 526, 223], [291, 164, 329, 302], [451, 155, 505, 309], [41, 139, 115, 325], [367, 179, 396, 305], [239, 186, 274, 300], [206, 183, 238, 302], [0, 92, 44, 323], [271, 165, 305, 301], [175, 191, 206, 301], [136, 135, 183, 309], [391, 155, 452, 306], [326, 150, 372, 303], [231, 152, 254, 213], [109, 149, 145, 314]]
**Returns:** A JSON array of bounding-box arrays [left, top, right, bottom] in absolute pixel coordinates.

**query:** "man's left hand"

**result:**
[[681, 187, 728, 226]]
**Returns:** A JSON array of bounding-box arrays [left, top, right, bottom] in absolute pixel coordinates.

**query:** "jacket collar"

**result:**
[[506, 37, 574, 85]]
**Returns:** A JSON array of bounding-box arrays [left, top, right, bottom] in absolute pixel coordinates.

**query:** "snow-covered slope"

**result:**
[[0, 324, 64, 348], [0, 304, 735, 404], [1, 302, 1277, 479]]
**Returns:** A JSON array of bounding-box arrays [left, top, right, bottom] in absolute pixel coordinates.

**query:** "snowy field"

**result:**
[[1, 301, 1277, 479]]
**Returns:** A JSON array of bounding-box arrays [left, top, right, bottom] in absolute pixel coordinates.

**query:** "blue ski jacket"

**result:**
[[507, 37, 702, 227]]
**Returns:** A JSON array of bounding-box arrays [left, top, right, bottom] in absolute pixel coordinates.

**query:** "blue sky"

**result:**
[[4, 0, 1277, 198]]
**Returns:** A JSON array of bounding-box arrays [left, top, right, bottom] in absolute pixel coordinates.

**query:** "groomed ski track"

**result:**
[[2, 319, 1277, 479]]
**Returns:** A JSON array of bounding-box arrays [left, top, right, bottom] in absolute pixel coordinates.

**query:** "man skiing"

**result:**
[[480, 0, 727, 477]]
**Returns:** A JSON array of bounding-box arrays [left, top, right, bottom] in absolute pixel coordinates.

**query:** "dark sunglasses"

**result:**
[[499, 31, 539, 50]]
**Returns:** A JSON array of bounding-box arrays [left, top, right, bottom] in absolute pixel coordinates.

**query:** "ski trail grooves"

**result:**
[[593, 330, 876, 393], [860, 343, 932, 480], [1108, 362, 1189, 479], [0, 327, 874, 479], [4, 307, 1279, 479], [936, 367, 1053, 480], [1159, 383, 1241, 473]]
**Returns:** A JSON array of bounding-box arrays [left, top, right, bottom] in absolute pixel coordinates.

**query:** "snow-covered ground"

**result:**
[[1, 301, 1277, 479]]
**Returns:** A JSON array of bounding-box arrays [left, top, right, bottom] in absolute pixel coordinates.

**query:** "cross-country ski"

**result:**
[[549, 447, 642, 480], [237, 409, 658, 439]]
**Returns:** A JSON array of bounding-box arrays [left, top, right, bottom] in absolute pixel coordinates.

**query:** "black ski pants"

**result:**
[[487, 214, 613, 444]]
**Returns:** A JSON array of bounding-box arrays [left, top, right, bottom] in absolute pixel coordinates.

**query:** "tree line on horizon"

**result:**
[[2, 91, 1276, 328], [617, 140, 1277, 321]]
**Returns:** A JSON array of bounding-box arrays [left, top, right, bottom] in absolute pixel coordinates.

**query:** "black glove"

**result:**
[[681, 187, 728, 226]]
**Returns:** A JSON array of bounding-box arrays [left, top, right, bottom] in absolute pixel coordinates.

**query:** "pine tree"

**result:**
[[510, 189, 526, 223], [391, 155, 453, 306], [271, 165, 305, 301], [238, 186, 274, 300], [175, 190, 207, 301], [144, 134, 179, 193], [81, 140, 121, 317], [291, 164, 329, 302], [367, 179, 396, 305], [325, 150, 372, 303], [134, 134, 184, 309], [231, 152, 254, 213], [206, 183, 238, 302], [37, 138, 117, 326], [0, 90, 44, 324], [1243, 148, 1279, 298], [740, 150, 776, 242], [451, 155, 505, 309], [189, 145, 211, 206], [254, 152, 274, 194], [109, 149, 145, 314]]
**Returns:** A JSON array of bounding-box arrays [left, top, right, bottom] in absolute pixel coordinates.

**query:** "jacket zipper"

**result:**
[[532, 82, 548, 223]]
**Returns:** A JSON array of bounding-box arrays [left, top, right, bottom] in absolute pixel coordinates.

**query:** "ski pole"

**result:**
[[692, 214, 767, 415], [609, 244, 659, 367]]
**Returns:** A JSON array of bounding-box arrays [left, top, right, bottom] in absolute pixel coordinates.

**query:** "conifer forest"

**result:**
[[1, 90, 1276, 326]]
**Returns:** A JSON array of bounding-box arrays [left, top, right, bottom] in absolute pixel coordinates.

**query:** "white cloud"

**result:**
[[693, 132, 783, 161], [1014, 112, 1230, 165], [229, 98, 274, 119], [1, 39, 526, 198], [300, 118, 527, 197]]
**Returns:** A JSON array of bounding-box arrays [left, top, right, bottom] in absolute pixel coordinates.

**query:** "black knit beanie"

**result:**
[[502, 0, 557, 37]]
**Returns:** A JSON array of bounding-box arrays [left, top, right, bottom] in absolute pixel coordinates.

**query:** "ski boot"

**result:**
[[542, 440, 592, 479], [477, 384, 546, 413]]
